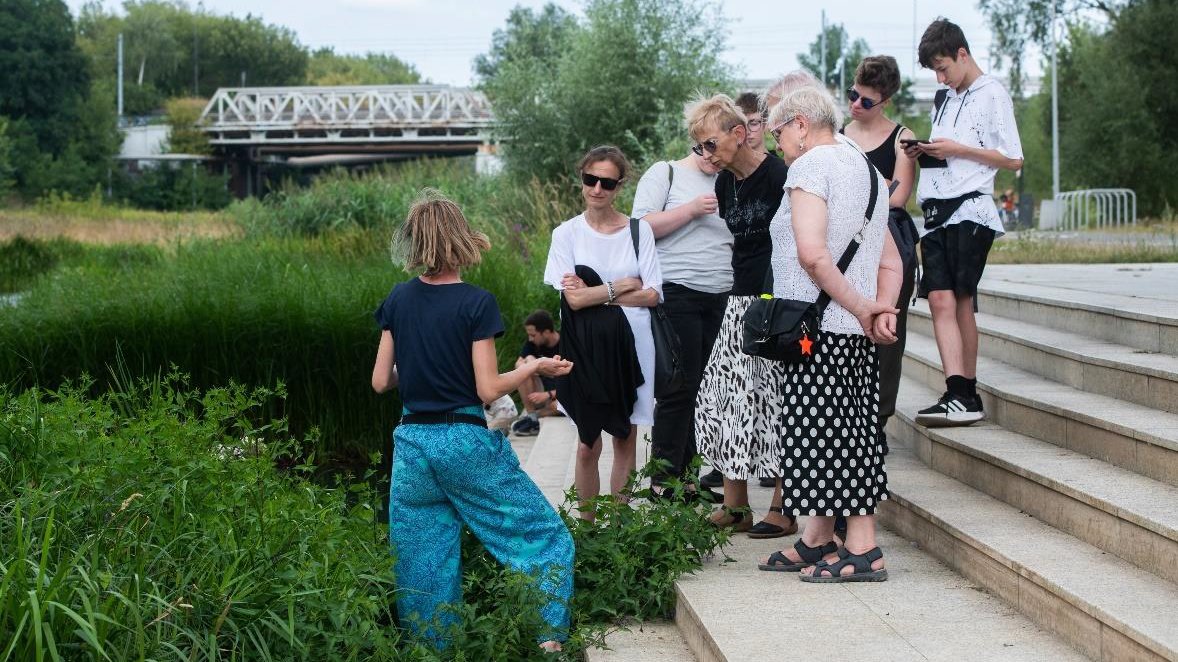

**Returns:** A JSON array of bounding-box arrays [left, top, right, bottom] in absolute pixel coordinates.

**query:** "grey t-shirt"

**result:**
[[630, 161, 733, 294]]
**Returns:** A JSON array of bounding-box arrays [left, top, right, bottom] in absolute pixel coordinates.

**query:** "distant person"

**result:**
[[510, 309, 562, 437], [371, 190, 574, 652], [631, 105, 731, 501], [842, 54, 920, 453], [689, 93, 795, 538], [544, 145, 662, 520], [735, 91, 768, 153], [904, 18, 1023, 426]]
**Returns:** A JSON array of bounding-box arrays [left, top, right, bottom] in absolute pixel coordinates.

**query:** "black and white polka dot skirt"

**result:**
[[779, 331, 888, 517]]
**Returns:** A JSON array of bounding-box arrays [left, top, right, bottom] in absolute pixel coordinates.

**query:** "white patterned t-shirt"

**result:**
[[916, 74, 1023, 236], [769, 142, 889, 336]]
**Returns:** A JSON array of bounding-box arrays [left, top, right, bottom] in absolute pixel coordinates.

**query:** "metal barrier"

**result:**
[[1055, 189, 1137, 230]]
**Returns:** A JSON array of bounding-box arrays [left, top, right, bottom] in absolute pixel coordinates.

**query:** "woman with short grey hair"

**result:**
[[756, 87, 904, 582]]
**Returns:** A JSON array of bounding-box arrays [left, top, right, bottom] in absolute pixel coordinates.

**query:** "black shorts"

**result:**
[[918, 221, 996, 299]]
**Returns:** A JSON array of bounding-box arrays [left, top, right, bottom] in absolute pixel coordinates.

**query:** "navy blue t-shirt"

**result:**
[[374, 278, 504, 413]]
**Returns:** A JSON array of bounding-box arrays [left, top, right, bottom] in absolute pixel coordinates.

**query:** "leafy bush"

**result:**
[[0, 378, 730, 659], [114, 162, 233, 211]]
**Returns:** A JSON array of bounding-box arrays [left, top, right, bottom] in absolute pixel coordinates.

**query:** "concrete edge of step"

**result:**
[[976, 283, 1178, 329], [901, 337, 1178, 456], [881, 459, 1178, 661], [906, 302, 1178, 384], [892, 375, 1178, 548]]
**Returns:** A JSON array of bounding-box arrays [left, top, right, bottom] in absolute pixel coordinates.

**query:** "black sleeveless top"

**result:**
[[842, 124, 903, 181]]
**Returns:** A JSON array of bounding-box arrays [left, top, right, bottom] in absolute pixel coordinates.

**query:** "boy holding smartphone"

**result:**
[[905, 19, 1023, 426]]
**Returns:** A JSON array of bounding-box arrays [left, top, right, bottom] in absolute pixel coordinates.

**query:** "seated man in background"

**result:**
[[510, 309, 562, 436]]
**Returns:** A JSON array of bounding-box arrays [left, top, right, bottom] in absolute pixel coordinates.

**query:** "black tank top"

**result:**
[[841, 124, 903, 181]]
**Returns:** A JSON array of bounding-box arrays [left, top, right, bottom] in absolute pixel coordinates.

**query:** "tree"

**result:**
[[0, 117, 14, 200], [797, 23, 870, 92], [0, 0, 90, 157], [479, 0, 731, 182], [978, 0, 1127, 94], [474, 4, 579, 83], [307, 48, 422, 86]]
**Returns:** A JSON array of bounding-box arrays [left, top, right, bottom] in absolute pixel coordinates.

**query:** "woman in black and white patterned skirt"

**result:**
[[755, 86, 904, 582]]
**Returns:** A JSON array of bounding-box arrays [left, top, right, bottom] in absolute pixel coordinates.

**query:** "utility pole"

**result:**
[[912, 0, 918, 79], [193, 9, 199, 96], [1051, 0, 1060, 200], [117, 33, 124, 119], [820, 10, 827, 89]]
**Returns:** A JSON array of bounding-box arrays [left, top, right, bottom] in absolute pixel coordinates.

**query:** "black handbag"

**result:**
[[629, 219, 685, 397], [741, 153, 881, 363]]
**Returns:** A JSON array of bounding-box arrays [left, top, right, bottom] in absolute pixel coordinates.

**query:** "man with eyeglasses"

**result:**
[[735, 92, 768, 154]]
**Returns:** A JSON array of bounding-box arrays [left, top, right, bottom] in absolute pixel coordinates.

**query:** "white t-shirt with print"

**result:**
[[916, 74, 1023, 236]]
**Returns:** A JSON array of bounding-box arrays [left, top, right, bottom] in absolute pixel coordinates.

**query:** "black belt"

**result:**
[[399, 412, 487, 428]]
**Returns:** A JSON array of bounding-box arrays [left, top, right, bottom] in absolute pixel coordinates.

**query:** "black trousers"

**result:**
[[877, 254, 918, 422], [650, 282, 729, 486]]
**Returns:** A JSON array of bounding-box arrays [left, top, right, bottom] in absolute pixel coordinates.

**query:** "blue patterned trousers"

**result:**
[[390, 406, 574, 647]]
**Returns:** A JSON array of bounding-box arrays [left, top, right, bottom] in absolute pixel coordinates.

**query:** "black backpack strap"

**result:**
[[932, 88, 950, 125], [629, 217, 640, 259], [661, 161, 675, 211], [814, 154, 881, 312]]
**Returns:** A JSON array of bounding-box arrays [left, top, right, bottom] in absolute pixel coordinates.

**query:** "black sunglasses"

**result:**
[[691, 125, 737, 156], [846, 88, 886, 110], [581, 172, 620, 190]]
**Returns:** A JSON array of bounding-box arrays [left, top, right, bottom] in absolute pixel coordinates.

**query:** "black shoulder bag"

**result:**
[[629, 218, 685, 397], [741, 154, 881, 363]]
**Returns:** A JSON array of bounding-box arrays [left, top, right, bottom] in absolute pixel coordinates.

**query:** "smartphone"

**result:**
[[899, 138, 931, 148]]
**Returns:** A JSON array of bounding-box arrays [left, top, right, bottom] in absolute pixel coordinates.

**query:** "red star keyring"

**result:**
[[799, 333, 813, 356]]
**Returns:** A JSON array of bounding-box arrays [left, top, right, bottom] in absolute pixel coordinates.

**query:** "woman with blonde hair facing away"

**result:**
[[372, 190, 575, 650], [545, 145, 662, 520], [757, 87, 903, 581]]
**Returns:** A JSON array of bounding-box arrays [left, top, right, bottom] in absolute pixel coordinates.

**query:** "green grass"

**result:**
[[990, 230, 1178, 264]]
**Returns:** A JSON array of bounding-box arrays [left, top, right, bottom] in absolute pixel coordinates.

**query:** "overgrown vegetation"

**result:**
[[0, 376, 728, 659]]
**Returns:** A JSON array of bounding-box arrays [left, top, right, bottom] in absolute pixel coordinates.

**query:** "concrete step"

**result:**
[[976, 266, 1178, 356], [879, 449, 1178, 662], [675, 524, 1089, 661], [907, 300, 1178, 415], [584, 621, 696, 661], [892, 375, 1178, 584], [902, 331, 1178, 488]]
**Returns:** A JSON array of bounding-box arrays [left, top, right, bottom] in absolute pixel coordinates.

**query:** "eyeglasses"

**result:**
[[769, 116, 798, 143], [581, 172, 620, 191], [691, 125, 736, 156], [846, 88, 886, 110]]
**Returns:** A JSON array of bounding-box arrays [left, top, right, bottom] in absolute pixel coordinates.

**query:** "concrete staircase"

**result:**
[[512, 264, 1178, 661], [880, 264, 1178, 661]]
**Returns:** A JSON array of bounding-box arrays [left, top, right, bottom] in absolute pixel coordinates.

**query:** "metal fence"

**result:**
[[1055, 189, 1137, 230]]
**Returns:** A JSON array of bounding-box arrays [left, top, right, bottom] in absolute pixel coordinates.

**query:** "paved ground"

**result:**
[[984, 263, 1178, 308]]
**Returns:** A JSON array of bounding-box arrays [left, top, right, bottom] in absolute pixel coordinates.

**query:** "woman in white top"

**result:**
[[757, 87, 903, 582], [544, 145, 662, 520]]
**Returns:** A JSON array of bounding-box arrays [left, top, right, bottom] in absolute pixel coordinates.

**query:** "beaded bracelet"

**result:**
[[606, 280, 616, 304]]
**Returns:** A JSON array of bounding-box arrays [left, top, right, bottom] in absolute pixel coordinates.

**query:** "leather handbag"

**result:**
[[741, 153, 881, 363], [629, 219, 685, 397]]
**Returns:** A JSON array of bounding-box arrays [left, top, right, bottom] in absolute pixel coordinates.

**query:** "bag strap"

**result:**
[[661, 161, 674, 212], [629, 217, 640, 259], [762, 153, 881, 310]]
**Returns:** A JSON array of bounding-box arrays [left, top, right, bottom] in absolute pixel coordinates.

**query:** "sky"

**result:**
[[67, 0, 1044, 87]]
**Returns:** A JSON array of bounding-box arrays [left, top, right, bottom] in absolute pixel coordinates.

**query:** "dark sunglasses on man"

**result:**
[[846, 88, 886, 110], [581, 172, 620, 191]]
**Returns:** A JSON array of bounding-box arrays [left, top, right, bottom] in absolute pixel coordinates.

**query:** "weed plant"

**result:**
[[0, 377, 730, 660]]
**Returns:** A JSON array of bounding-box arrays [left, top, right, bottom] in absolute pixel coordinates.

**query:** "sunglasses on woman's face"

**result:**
[[691, 125, 738, 156], [846, 88, 885, 110], [581, 172, 620, 190]]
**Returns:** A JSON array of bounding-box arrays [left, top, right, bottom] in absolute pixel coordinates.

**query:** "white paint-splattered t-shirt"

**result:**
[[916, 74, 1023, 236]]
